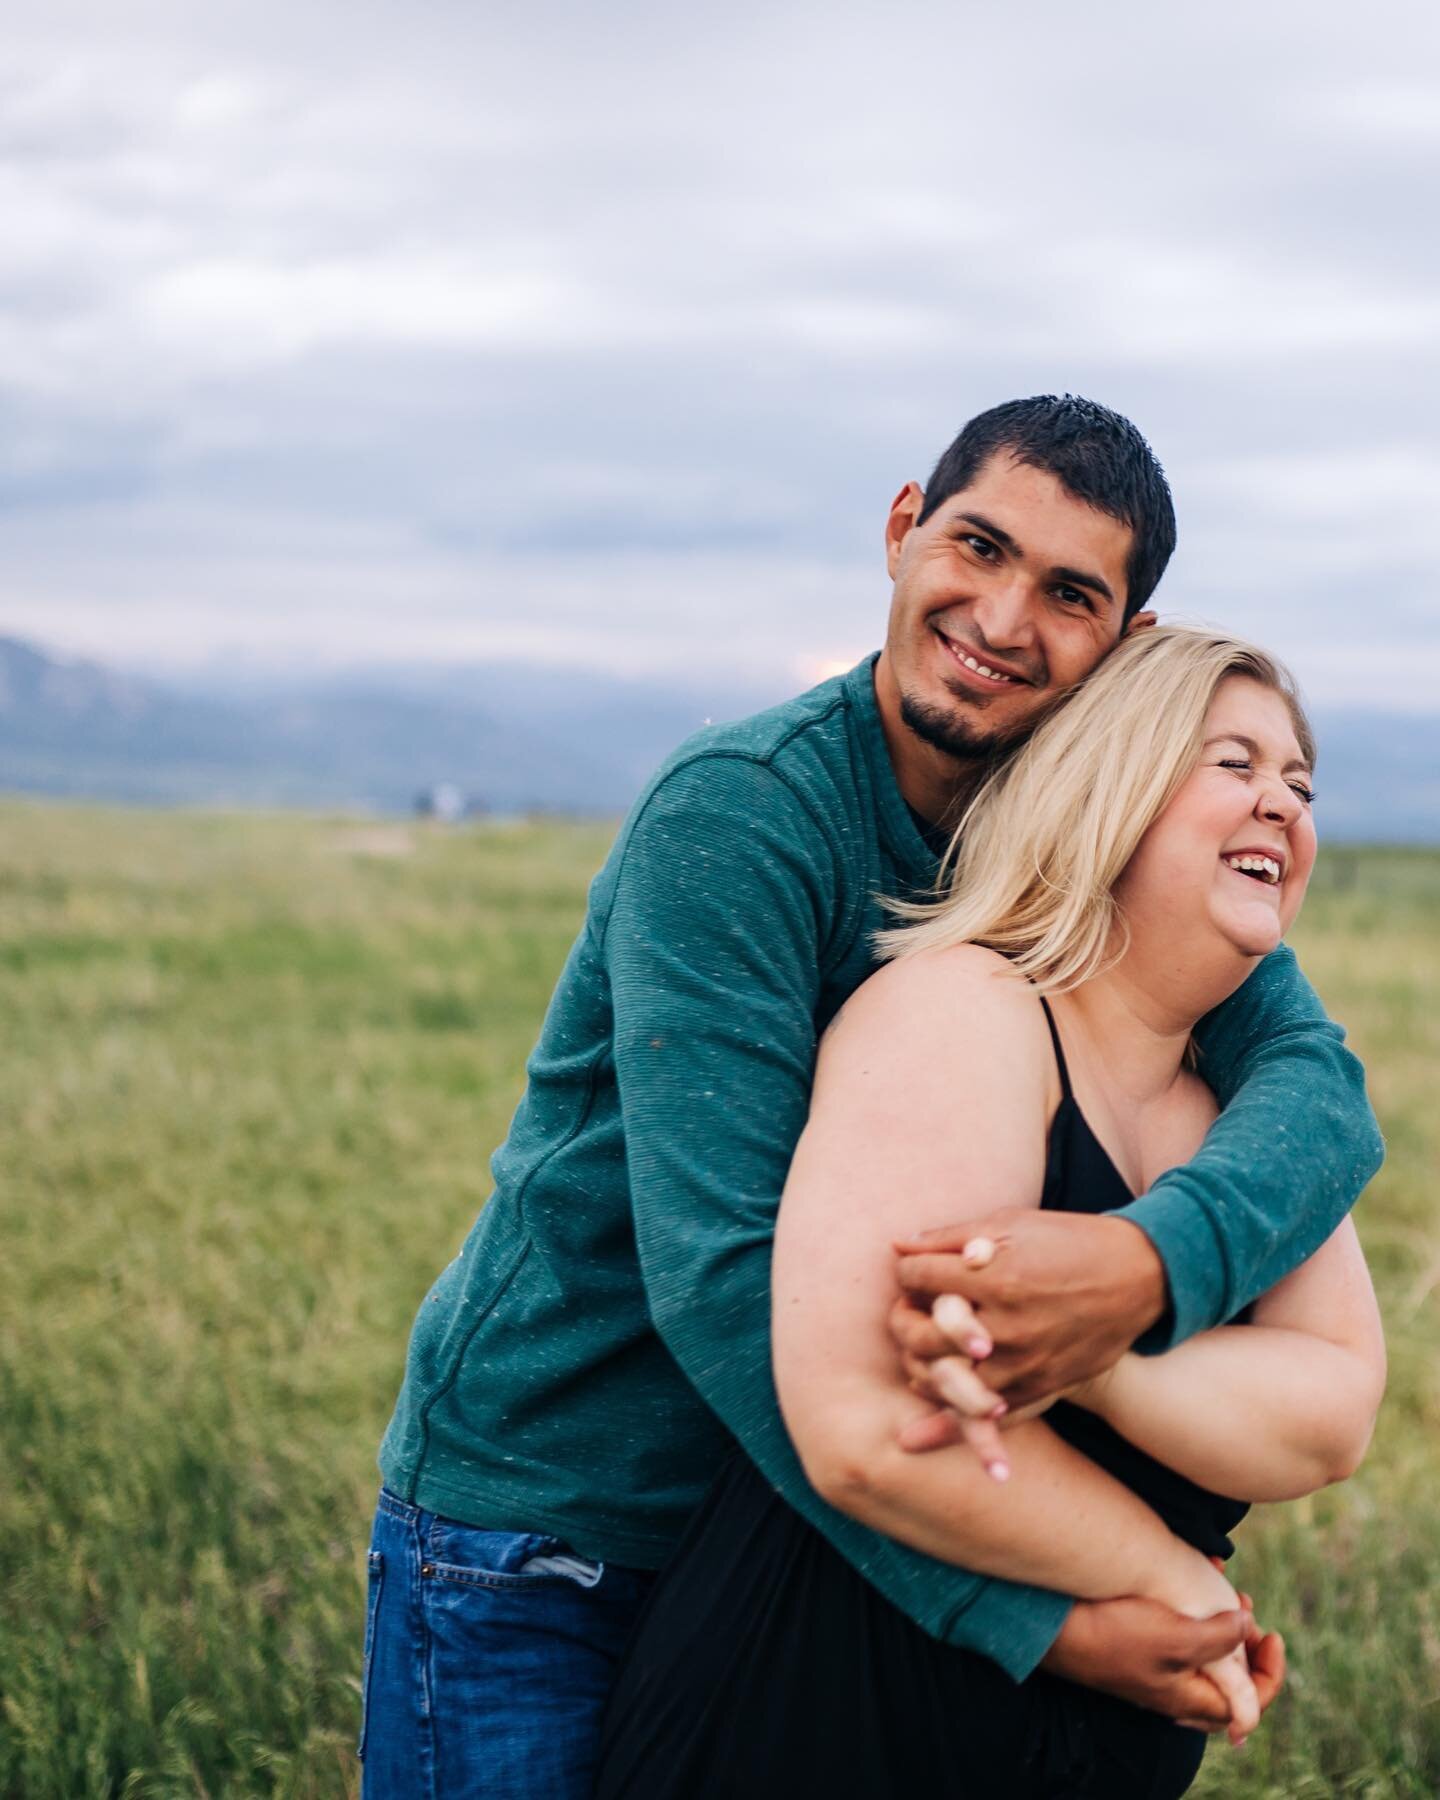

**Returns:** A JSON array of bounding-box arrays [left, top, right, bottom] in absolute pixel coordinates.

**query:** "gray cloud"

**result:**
[[0, 0, 1437, 705]]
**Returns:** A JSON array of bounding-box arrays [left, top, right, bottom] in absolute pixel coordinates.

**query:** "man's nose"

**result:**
[[970, 574, 1037, 650]]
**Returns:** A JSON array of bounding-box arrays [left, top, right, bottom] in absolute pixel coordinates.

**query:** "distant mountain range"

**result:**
[[0, 634, 777, 816], [2, 633, 1437, 841]]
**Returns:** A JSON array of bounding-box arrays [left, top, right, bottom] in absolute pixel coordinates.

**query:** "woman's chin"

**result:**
[[1213, 905, 1284, 961]]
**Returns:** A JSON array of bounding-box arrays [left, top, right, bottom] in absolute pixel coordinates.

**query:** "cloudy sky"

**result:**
[[2, 0, 1438, 705]]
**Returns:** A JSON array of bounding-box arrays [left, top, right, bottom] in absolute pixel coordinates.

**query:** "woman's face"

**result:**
[[1115, 675, 1317, 963]]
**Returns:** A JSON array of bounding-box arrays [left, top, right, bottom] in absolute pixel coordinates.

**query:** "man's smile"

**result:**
[[933, 626, 1035, 692]]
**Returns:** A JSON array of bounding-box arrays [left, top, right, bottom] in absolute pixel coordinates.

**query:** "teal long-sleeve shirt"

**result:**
[[379, 655, 1383, 1680]]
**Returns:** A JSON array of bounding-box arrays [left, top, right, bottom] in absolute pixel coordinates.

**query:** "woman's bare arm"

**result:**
[[1068, 1218, 1385, 1501], [772, 946, 1238, 1622]]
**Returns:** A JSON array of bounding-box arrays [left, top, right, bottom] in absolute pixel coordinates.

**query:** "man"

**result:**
[[361, 396, 1381, 1797]]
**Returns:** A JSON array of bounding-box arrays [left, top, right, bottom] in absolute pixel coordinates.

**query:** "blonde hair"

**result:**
[[878, 626, 1316, 992]]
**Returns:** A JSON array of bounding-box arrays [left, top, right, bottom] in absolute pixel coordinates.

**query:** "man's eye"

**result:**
[[1054, 585, 1090, 608], [960, 534, 998, 558]]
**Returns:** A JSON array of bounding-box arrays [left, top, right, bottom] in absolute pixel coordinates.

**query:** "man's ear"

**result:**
[[885, 481, 925, 580], [1124, 610, 1158, 637]]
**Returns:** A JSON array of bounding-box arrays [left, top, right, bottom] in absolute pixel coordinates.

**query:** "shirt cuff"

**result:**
[[940, 1580, 1074, 1681], [1110, 1183, 1228, 1352]]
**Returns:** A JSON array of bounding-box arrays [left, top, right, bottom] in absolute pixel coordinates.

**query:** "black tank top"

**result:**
[[1036, 995, 1249, 1560]]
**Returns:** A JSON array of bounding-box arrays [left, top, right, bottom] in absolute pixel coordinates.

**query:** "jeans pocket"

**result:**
[[517, 1548, 604, 1587], [356, 1550, 384, 1761], [425, 1522, 604, 1589]]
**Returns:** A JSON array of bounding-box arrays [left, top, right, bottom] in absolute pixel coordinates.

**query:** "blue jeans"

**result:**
[[359, 1488, 655, 1799]]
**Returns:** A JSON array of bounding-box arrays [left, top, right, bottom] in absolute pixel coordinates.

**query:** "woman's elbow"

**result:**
[[1322, 1403, 1381, 1485], [1307, 1368, 1384, 1489], [786, 1410, 896, 1520], [1332, 1353, 1387, 1481], [803, 1446, 878, 1514]]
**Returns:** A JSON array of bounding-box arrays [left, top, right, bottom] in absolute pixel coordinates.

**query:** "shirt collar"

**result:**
[[842, 652, 938, 887]]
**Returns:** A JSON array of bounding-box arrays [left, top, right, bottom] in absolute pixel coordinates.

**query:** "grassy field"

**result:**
[[0, 801, 1436, 1798]]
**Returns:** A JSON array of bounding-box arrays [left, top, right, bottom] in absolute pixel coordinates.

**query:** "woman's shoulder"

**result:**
[[862, 940, 1035, 1006], [812, 944, 1055, 1159], [826, 943, 1052, 1068]]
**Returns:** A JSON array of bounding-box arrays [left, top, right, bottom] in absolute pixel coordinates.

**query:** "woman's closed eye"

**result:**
[[1218, 758, 1315, 805]]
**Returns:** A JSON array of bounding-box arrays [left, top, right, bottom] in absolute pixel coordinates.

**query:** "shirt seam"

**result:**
[[407, 1043, 611, 1484], [592, 719, 850, 967]]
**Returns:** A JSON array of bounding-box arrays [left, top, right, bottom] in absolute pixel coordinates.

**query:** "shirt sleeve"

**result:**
[[1114, 943, 1385, 1350], [602, 753, 1071, 1679]]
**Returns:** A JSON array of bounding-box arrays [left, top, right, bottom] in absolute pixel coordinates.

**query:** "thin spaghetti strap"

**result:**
[[1037, 995, 1074, 1100]]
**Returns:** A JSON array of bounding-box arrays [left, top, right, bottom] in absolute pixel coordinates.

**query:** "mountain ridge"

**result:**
[[2, 634, 1436, 840]]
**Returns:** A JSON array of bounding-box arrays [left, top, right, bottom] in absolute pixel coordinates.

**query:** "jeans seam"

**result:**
[[356, 1551, 384, 1762], [413, 1513, 438, 1800]]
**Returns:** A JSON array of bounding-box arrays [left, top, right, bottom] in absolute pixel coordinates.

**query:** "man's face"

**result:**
[[879, 451, 1143, 762]]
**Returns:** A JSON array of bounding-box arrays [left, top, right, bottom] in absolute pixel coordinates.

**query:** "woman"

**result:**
[[594, 628, 1386, 1799]]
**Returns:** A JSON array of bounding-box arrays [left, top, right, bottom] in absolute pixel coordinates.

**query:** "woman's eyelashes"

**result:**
[[1217, 758, 1315, 806]]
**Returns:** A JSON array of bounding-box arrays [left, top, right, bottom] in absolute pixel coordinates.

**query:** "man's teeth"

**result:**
[[1223, 853, 1282, 885], [957, 649, 1018, 683]]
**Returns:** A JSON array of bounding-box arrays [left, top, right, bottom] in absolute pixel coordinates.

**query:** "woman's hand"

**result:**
[[892, 1209, 1167, 1407], [899, 1341, 1010, 1474], [1041, 1591, 1284, 1739], [895, 1257, 1013, 1476], [894, 1240, 1062, 1473], [1148, 1551, 1261, 1745]]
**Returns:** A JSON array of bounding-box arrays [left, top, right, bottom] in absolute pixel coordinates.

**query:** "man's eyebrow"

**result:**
[[955, 511, 1021, 556], [1204, 732, 1313, 774], [1053, 564, 1115, 608], [953, 512, 1115, 606]]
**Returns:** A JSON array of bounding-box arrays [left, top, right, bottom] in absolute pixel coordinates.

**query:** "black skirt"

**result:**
[[594, 1451, 1210, 1800]]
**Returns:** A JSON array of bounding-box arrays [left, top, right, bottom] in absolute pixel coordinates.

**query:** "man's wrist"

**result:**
[[1107, 1216, 1168, 1342], [1039, 1599, 1089, 1675]]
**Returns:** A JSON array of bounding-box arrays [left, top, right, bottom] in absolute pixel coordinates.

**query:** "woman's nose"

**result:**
[[1257, 778, 1301, 825]]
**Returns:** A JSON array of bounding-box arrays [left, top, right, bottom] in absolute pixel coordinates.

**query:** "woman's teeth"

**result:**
[[1222, 853, 1282, 885]]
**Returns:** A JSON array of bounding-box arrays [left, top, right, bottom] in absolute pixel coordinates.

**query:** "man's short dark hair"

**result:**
[[916, 394, 1176, 619]]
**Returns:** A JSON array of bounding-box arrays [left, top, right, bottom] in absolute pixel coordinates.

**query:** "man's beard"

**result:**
[[899, 686, 1038, 764]]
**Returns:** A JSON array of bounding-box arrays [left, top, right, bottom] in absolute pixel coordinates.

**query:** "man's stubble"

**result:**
[[898, 685, 1043, 769]]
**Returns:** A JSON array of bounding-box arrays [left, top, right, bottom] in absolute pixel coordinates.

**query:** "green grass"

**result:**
[[0, 806, 1436, 1797]]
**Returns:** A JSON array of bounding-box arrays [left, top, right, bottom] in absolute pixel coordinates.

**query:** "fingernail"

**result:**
[[966, 1336, 991, 1359], [989, 1460, 1010, 1482], [990, 1399, 1008, 1418]]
